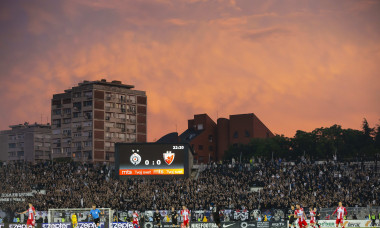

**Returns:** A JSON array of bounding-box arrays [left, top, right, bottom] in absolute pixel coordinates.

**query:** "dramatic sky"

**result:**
[[0, 0, 379, 141]]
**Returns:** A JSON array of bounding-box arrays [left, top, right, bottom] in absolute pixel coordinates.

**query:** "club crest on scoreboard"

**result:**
[[163, 151, 175, 165], [130, 152, 141, 165]]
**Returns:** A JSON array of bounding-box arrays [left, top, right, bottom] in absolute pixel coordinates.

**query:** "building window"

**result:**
[[53, 148, 61, 154], [106, 152, 114, 161], [233, 131, 239, 138], [84, 151, 92, 160], [8, 143, 16, 148], [53, 109, 61, 115], [197, 124, 203, 130], [17, 151, 24, 157], [117, 123, 125, 130], [245, 130, 250, 137], [105, 112, 112, 120], [64, 108, 71, 114], [208, 145, 213, 151], [63, 118, 71, 124], [73, 112, 81, 118], [84, 111, 92, 119], [52, 119, 61, 125], [8, 135, 16, 140], [198, 145, 203, 150], [73, 102, 81, 111], [83, 100, 92, 107], [63, 129, 71, 136], [63, 98, 71, 104], [74, 92, 81, 98], [83, 121, 92, 127], [84, 141, 92, 147], [84, 91, 92, 98], [208, 135, 213, 142]]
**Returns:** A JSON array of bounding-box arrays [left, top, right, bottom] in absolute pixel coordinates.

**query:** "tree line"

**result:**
[[224, 118, 380, 161]]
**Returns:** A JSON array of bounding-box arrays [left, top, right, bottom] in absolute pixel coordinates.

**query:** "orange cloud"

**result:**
[[0, 0, 379, 141]]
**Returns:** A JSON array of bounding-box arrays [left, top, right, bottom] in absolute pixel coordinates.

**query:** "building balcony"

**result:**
[[51, 115, 62, 121], [127, 110, 136, 114], [35, 155, 50, 160], [82, 126, 93, 131], [127, 129, 136, 133], [109, 117, 118, 122], [82, 106, 92, 111]]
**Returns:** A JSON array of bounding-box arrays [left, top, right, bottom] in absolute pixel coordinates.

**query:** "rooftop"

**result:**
[[8, 122, 51, 130], [78, 79, 135, 89]]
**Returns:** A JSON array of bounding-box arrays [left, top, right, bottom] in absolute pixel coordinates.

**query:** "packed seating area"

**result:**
[[0, 159, 379, 215]]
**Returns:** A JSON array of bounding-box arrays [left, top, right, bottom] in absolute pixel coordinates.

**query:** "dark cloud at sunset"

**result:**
[[0, 0, 379, 141]]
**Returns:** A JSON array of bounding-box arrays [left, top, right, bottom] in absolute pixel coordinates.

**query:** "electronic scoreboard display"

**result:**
[[115, 143, 193, 179]]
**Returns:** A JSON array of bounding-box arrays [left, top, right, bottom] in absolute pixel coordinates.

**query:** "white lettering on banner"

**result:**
[[270, 223, 285, 227], [42, 224, 70, 228], [315, 220, 375, 228], [256, 222, 269, 228], [112, 223, 135, 228], [191, 223, 218, 228], [9, 225, 31, 228]]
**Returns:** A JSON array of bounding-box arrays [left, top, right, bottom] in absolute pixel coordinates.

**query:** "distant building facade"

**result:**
[[0, 123, 51, 162], [157, 113, 274, 163], [51, 79, 147, 163]]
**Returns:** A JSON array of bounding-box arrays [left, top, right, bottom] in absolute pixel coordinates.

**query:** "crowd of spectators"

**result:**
[[0, 159, 379, 215]]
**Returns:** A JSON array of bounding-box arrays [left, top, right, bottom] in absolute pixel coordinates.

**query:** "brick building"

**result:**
[[157, 113, 274, 163], [51, 79, 147, 163]]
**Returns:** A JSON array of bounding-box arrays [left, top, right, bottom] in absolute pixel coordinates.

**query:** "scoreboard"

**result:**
[[115, 143, 193, 179]]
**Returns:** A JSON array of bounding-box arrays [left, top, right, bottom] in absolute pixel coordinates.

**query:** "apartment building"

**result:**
[[0, 123, 51, 162], [51, 79, 147, 163]]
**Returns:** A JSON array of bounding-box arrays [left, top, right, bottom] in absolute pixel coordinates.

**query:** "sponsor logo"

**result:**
[[240, 222, 256, 228], [222, 224, 235, 228], [130, 152, 141, 165], [163, 151, 175, 165], [270, 222, 285, 227], [191, 223, 218, 228], [112, 223, 135, 228], [255, 222, 269, 228], [11, 225, 38, 228], [144, 222, 154, 228]]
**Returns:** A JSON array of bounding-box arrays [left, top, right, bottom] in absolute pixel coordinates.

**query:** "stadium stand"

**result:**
[[0, 159, 379, 221]]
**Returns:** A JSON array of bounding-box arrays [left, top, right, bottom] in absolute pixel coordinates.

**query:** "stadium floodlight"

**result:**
[[48, 208, 112, 228]]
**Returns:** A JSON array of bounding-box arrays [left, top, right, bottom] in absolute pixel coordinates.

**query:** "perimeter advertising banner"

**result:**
[[2, 220, 378, 228]]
